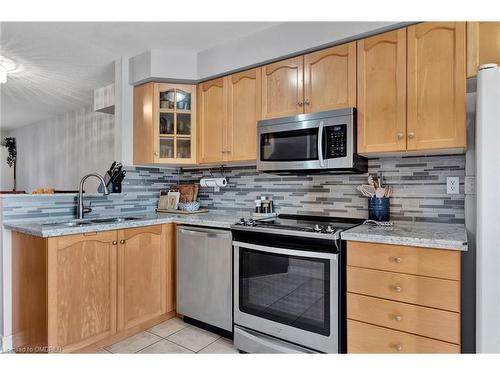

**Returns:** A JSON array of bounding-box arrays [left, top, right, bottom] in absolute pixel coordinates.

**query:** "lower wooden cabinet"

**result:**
[[117, 225, 168, 331], [12, 224, 176, 353], [346, 241, 461, 353], [47, 231, 118, 352], [348, 320, 460, 353]]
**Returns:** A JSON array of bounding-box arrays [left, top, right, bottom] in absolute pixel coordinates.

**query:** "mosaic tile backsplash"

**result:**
[[1, 154, 465, 224], [182, 154, 465, 224]]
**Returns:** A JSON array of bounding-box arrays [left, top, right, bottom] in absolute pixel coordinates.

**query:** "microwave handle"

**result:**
[[318, 121, 325, 167]]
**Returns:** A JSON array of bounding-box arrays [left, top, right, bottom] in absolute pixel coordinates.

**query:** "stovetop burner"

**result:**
[[232, 214, 364, 238]]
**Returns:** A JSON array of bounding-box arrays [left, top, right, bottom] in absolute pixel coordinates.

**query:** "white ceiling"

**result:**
[[0, 22, 278, 130]]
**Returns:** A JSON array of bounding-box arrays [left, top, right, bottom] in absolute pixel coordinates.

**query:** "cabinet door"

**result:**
[[467, 22, 500, 77], [357, 29, 407, 153], [407, 22, 466, 151], [198, 78, 226, 163], [117, 225, 167, 331], [227, 67, 262, 162], [133, 83, 155, 164], [47, 231, 117, 352], [261, 56, 304, 119], [304, 42, 356, 113], [156, 83, 197, 164]]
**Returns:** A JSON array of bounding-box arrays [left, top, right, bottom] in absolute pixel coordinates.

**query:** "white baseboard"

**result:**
[[1, 334, 13, 353]]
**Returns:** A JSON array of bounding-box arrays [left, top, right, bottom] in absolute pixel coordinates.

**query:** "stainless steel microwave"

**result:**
[[257, 108, 367, 173]]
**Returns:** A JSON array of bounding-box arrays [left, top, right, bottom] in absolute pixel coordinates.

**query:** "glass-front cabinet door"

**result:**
[[155, 83, 197, 164]]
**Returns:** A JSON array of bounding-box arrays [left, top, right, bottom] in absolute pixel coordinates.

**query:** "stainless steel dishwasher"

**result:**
[[176, 225, 233, 332]]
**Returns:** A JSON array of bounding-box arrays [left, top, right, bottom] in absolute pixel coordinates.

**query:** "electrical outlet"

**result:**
[[446, 177, 460, 195]]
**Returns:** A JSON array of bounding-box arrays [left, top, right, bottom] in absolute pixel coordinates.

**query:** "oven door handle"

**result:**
[[318, 120, 325, 167], [233, 241, 337, 260]]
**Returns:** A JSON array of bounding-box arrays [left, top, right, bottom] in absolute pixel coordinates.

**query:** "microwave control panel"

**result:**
[[325, 124, 347, 158]]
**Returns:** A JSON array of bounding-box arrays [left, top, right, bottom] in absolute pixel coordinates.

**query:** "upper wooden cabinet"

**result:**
[[227, 68, 262, 162], [261, 43, 356, 119], [407, 22, 466, 151], [261, 57, 304, 119], [134, 83, 197, 165], [198, 67, 261, 164], [117, 225, 168, 331], [467, 22, 500, 77], [198, 78, 227, 164], [357, 29, 407, 153], [304, 43, 356, 113]]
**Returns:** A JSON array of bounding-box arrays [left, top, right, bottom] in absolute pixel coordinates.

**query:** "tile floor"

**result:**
[[99, 318, 239, 354]]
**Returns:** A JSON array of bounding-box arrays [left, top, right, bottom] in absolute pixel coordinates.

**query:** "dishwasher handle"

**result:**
[[178, 226, 231, 239]]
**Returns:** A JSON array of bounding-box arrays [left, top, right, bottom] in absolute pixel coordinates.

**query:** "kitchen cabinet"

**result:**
[[48, 231, 118, 352], [261, 43, 356, 119], [261, 56, 304, 119], [117, 225, 168, 331], [303, 43, 356, 113], [198, 78, 227, 164], [226, 68, 262, 162], [198, 67, 261, 164], [346, 241, 461, 353], [407, 22, 466, 151], [357, 29, 407, 153], [134, 82, 197, 165], [11, 224, 175, 353], [467, 22, 500, 77]]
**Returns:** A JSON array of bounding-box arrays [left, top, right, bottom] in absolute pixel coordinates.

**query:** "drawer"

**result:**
[[347, 266, 460, 312], [347, 241, 460, 280], [347, 293, 460, 344], [347, 319, 460, 353]]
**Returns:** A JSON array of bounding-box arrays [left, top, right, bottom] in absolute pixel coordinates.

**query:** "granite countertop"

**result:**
[[341, 221, 468, 251], [3, 212, 242, 238]]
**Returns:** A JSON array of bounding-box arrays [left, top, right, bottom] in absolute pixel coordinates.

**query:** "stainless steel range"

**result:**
[[231, 214, 363, 353]]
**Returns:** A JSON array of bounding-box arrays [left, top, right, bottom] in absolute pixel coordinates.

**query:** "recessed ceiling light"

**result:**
[[0, 56, 18, 84]]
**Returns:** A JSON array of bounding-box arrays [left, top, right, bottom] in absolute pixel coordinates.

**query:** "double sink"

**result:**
[[43, 216, 143, 227]]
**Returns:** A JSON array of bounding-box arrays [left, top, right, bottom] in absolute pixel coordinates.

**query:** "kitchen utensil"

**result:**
[[361, 184, 376, 197], [367, 175, 375, 187], [376, 187, 386, 198]]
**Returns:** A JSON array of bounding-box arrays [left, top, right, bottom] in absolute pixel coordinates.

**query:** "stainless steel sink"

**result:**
[[89, 217, 142, 224], [43, 220, 93, 227]]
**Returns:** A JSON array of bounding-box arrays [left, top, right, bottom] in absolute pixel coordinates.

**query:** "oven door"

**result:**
[[233, 240, 338, 353]]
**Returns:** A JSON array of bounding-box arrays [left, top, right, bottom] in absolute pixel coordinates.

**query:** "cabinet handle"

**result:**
[[120, 239, 125, 244], [154, 152, 159, 156], [393, 314, 403, 322], [112, 240, 117, 245], [391, 256, 402, 263], [297, 101, 303, 106], [393, 343, 403, 352], [397, 133, 404, 140], [393, 285, 402, 292], [408, 132, 415, 139], [304, 99, 310, 105]]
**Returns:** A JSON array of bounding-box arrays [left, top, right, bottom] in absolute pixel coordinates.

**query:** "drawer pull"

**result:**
[[120, 239, 126, 244], [391, 256, 402, 263], [393, 314, 403, 321], [393, 343, 403, 352], [112, 240, 117, 245], [392, 285, 402, 292]]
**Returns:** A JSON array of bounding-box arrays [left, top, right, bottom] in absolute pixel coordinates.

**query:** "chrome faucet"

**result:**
[[77, 173, 109, 219]]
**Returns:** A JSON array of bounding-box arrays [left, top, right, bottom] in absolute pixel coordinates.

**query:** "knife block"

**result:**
[[97, 171, 122, 194]]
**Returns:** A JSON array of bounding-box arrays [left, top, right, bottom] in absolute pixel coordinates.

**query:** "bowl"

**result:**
[[178, 201, 200, 212]]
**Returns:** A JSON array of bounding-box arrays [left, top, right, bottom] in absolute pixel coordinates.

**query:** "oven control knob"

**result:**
[[326, 225, 335, 234], [248, 219, 255, 227], [238, 218, 246, 225], [314, 224, 324, 233]]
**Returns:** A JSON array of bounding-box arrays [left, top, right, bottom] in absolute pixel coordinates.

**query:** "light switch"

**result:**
[[446, 177, 460, 195]]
